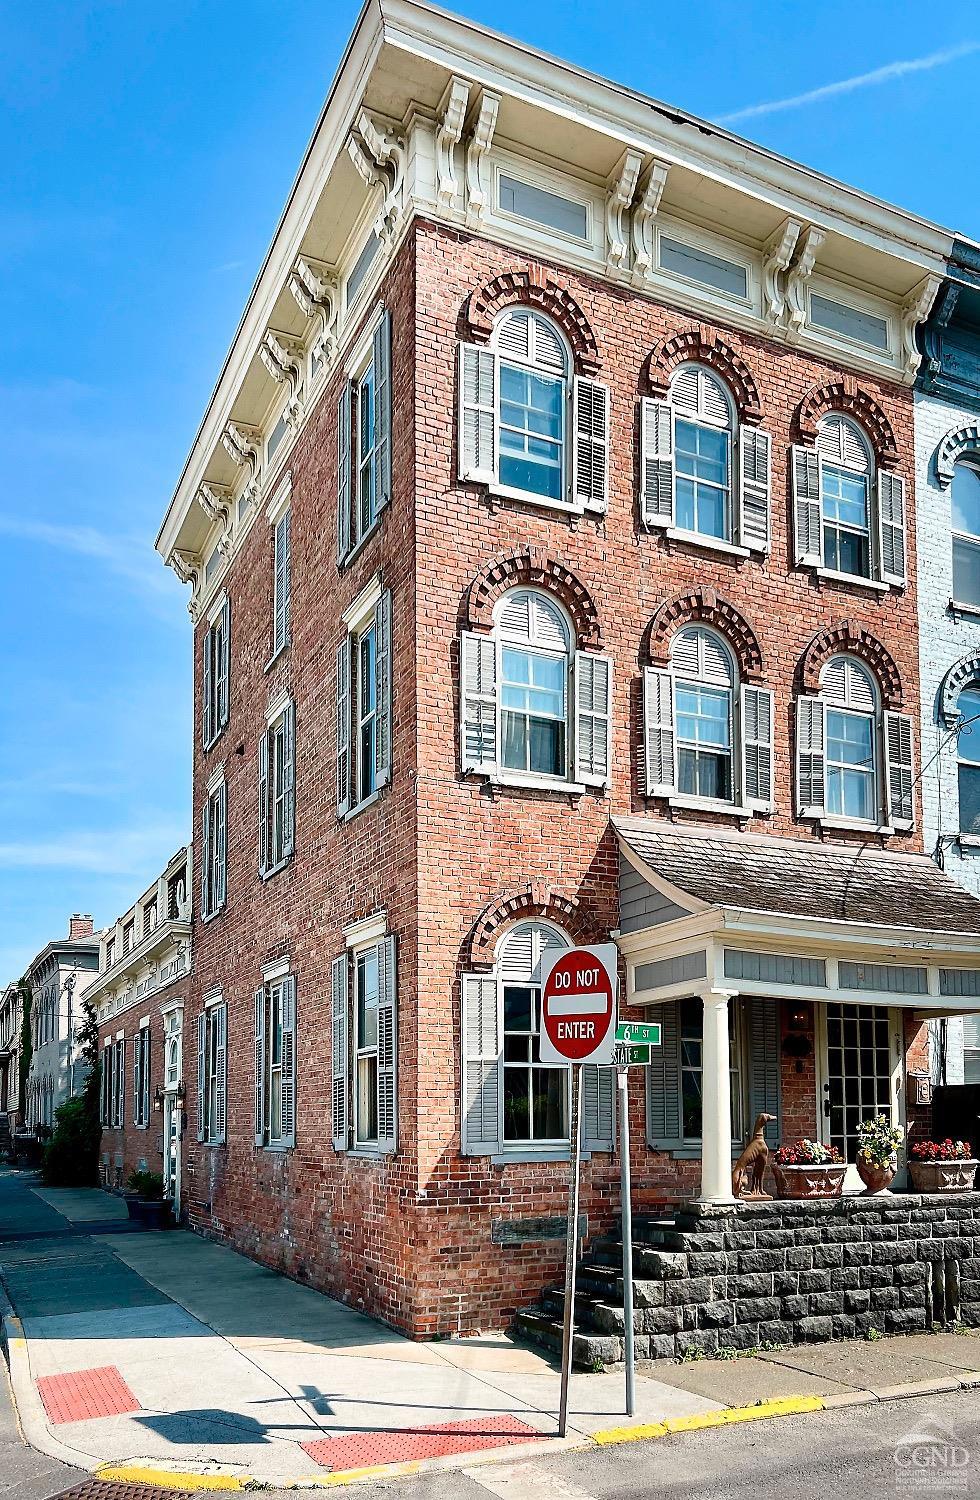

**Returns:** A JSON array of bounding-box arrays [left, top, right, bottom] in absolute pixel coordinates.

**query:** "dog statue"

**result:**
[[732, 1113, 776, 1200]]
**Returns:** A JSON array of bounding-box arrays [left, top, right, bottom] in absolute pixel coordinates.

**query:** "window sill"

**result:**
[[203, 727, 228, 754], [264, 641, 290, 674], [260, 854, 293, 882], [949, 598, 980, 622], [346, 1146, 392, 1160], [663, 527, 752, 561], [343, 788, 383, 821], [259, 1142, 293, 1153], [485, 771, 592, 795], [817, 816, 895, 835], [666, 795, 756, 818], [491, 1149, 573, 1165], [958, 834, 980, 850], [486, 483, 585, 517], [339, 518, 381, 571], [814, 568, 890, 594]]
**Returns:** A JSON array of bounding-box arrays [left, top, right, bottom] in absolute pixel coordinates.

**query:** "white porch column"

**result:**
[[699, 988, 736, 1204]]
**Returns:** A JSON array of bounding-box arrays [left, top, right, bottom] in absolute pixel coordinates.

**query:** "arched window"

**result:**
[[670, 366, 735, 542], [497, 920, 570, 1147], [952, 459, 980, 606], [671, 626, 736, 801], [821, 656, 878, 821], [956, 684, 980, 836], [817, 416, 873, 579], [796, 653, 913, 829]]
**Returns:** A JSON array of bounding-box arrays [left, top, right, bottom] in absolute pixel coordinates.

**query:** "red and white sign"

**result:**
[[539, 944, 619, 1066]]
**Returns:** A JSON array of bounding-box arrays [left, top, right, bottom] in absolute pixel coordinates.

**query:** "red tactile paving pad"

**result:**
[[301, 1414, 541, 1471], [37, 1366, 141, 1425]]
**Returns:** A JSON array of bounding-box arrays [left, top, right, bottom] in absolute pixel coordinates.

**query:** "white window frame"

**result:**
[[956, 683, 980, 839], [199, 994, 227, 1146], [133, 1022, 151, 1130], [677, 995, 746, 1147], [818, 416, 874, 583], [823, 658, 879, 826], [337, 304, 391, 566], [669, 365, 736, 549], [951, 459, 980, 610], [259, 695, 295, 879], [497, 922, 572, 1152], [495, 589, 573, 787], [335, 919, 397, 1157], [337, 576, 392, 820], [671, 626, 738, 810], [254, 973, 296, 1150], [653, 215, 760, 319], [491, 310, 571, 510], [201, 772, 227, 921], [267, 474, 292, 663], [804, 272, 897, 365], [202, 594, 231, 750]]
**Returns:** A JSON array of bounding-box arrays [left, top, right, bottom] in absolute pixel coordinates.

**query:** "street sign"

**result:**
[[612, 1043, 650, 1067], [615, 1021, 661, 1046], [539, 944, 618, 1066]]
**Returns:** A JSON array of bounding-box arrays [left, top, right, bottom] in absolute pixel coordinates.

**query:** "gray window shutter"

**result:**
[[640, 398, 674, 526], [582, 1064, 615, 1152], [258, 730, 269, 877], [253, 987, 265, 1146], [572, 377, 609, 512], [738, 427, 771, 553], [377, 936, 397, 1153], [461, 974, 500, 1155], [117, 1040, 125, 1127], [336, 381, 353, 562], [373, 310, 392, 511], [282, 700, 296, 859], [219, 598, 231, 730], [792, 445, 822, 566], [133, 1039, 139, 1125], [197, 1011, 206, 1142], [878, 471, 906, 586], [796, 695, 826, 817], [201, 798, 211, 915], [885, 710, 914, 830], [202, 628, 212, 747], [460, 631, 498, 773], [746, 998, 781, 1149], [375, 590, 392, 788], [214, 1004, 227, 1144], [646, 1001, 682, 1150], [274, 509, 291, 654], [573, 651, 612, 787], [216, 783, 227, 909], [458, 343, 498, 483], [280, 975, 297, 1149], [643, 666, 676, 797], [336, 637, 352, 816], [331, 954, 349, 1151], [741, 685, 774, 812]]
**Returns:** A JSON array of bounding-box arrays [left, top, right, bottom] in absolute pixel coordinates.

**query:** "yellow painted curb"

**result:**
[[593, 1395, 825, 1447], [288, 1461, 423, 1487], [96, 1466, 248, 1491]]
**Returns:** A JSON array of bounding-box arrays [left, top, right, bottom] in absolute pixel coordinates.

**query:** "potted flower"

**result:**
[[125, 1170, 171, 1228], [772, 1139, 847, 1199], [855, 1115, 904, 1193], [908, 1139, 978, 1194]]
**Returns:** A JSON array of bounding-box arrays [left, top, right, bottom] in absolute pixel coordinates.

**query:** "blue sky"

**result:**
[[1, 0, 978, 978]]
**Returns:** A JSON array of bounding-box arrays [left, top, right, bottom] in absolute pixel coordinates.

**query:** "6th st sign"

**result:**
[[538, 944, 618, 1066]]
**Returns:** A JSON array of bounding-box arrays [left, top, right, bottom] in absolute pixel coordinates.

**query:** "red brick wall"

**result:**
[[97, 1002, 173, 1186]]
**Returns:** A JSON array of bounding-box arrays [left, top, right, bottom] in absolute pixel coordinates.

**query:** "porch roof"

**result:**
[[614, 818, 980, 938]]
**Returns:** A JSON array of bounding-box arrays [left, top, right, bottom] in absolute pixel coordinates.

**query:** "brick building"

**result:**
[[90, 847, 192, 1207], [154, 1, 980, 1338]]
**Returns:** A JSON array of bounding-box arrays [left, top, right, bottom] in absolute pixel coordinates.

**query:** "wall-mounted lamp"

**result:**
[[788, 1006, 810, 1032], [153, 1086, 164, 1113]]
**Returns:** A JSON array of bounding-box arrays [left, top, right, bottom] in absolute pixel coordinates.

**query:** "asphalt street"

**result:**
[[0, 1347, 82, 1500]]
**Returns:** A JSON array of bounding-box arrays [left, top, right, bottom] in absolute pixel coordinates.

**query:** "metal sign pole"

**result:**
[[617, 1066, 635, 1416], [558, 1062, 582, 1439]]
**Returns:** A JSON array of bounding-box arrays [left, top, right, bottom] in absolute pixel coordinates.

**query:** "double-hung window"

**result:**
[[792, 415, 906, 587], [460, 588, 612, 791], [952, 461, 980, 606], [679, 997, 743, 1144], [254, 974, 296, 1149], [259, 698, 295, 877], [202, 598, 231, 748], [672, 627, 734, 801], [201, 775, 227, 919], [671, 367, 732, 541], [197, 997, 227, 1145], [133, 1024, 151, 1129], [330, 931, 397, 1154], [113, 1037, 125, 1128], [273, 505, 291, 657], [336, 585, 392, 818], [818, 417, 872, 579], [336, 310, 392, 563], [957, 686, 980, 836]]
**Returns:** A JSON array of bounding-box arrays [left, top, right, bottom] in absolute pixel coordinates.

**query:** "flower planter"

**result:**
[[127, 1196, 172, 1228], [772, 1162, 848, 1200], [856, 1155, 896, 1194], [908, 1159, 978, 1194]]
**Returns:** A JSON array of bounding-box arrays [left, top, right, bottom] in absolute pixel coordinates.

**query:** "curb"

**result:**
[[97, 1468, 250, 1491], [1, 1311, 99, 1472]]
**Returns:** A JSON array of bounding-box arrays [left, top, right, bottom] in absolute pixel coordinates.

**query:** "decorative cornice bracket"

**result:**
[[353, 110, 407, 246], [631, 157, 670, 285], [196, 482, 233, 527], [605, 148, 642, 275], [288, 256, 339, 362], [436, 75, 470, 213], [784, 224, 825, 340], [762, 217, 801, 329], [465, 90, 500, 228], [900, 274, 941, 380]]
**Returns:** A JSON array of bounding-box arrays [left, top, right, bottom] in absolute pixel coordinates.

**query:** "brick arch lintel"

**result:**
[[468, 888, 590, 970], [647, 326, 763, 425], [799, 621, 903, 709], [940, 650, 980, 726], [935, 424, 980, 490], [467, 550, 603, 649], [796, 377, 899, 468], [647, 588, 764, 682], [465, 265, 601, 375]]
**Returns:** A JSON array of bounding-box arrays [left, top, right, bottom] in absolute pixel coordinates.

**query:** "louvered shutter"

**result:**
[[253, 988, 265, 1146], [143, 1031, 151, 1127], [282, 700, 295, 859], [215, 783, 227, 909], [258, 729, 269, 877], [461, 974, 500, 1154], [377, 937, 397, 1153], [746, 998, 781, 1149], [133, 1036, 139, 1124], [201, 798, 210, 915], [878, 472, 907, 586], [460, 631, 498, 773], [646, 1001, 682, 1149], [572, 377, 609, 512], [458, 344, 498, 483], [741, 685, 775, 811], [280, 975, 296, 1149], [573, 651, 612, 787], [582, 1065, 615, 1153], [373, 310, 392, 511], [640, 398, 674, 525], [202, 627, 212, 747], [885, 711, 915, 830], [197, 1012, 206, 1142], [218, 600, 231, 732], [117, 1040, 125, 1126], [214, 1003, 227, 1144], [336, 637, 352, 816], [336, 381, 353, 562], [375, 590, 392, 788], [331, 954, 349, 1151], [274, 509, 290, 655], [796, 695, 827, 817], [643, 666, 676, 796], [792, 446, 822, 566], [738, 427, 771, 553]]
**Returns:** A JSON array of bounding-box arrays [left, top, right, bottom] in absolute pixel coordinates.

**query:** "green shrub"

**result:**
[[42, 1095, 101, 1187], [126, 1170, 164, 1200]]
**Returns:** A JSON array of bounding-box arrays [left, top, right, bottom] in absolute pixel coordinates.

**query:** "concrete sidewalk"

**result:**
[[2, 1171, 979, 1490]]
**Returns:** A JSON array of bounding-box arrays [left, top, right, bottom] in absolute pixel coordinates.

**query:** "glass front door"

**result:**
[[822, 1002, 896, 1162]]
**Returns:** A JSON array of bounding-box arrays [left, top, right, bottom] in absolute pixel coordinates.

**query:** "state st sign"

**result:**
[[538, 944, 618, 1066]]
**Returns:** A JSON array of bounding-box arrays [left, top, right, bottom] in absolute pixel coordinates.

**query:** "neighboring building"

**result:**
[[89, 847, 192, 1206], [154, 0, 980, 1340], [916, 238, 980, 1087], [0, 982, 24, 1135], [24, 916, 100, 1130]]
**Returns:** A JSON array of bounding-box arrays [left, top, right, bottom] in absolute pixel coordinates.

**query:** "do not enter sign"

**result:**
[[539, 944, 619, 1066]]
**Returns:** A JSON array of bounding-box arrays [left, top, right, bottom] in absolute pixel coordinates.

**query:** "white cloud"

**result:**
[[0, 513, 174, 598], [0, 823, 187, 877], [719, 42, 979, 124]]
